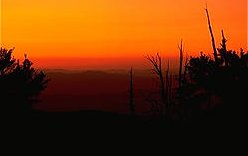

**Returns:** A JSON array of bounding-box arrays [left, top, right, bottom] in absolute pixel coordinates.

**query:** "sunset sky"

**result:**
[[0, 0, 247, 69]]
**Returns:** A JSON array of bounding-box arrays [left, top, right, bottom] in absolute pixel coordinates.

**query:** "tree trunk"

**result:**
[[178, 40, 183, 89], [129, 67, 135, 115], [205, 8, 218, 62]]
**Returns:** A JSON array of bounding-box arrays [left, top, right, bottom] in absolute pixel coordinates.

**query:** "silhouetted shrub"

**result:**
[[0, 48, 49, 112]]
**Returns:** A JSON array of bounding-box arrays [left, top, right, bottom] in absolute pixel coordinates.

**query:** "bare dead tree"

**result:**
[[146, 53, 165, 104], [178, 40, 184, 89], [205, 7, 218, 62], [128, 67, 135, 115]]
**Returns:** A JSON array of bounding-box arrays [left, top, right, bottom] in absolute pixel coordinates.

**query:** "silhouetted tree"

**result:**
[[0, 48, 49, 112], [219, 30, 228, 66], [146, 53, 165, 102], [181, 31, 248, 119], [0, 48, 16, 76], [178, 40, 184, 89], [146, 53, 165, 115], [205, 7, 218, 62], [128, 67, 135, 115], [146, 53, 175, 116]]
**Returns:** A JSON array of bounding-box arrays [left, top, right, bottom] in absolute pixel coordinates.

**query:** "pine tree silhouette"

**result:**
[[0, 48, 49, 112]]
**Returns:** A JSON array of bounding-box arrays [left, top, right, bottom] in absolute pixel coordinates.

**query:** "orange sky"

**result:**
[[0, 0, 247, 68]]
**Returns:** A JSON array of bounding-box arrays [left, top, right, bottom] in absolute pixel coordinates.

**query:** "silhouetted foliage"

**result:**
[[174, 8, 248, 121], [180, 32, 248, 119], [0, 48, 49, 112]]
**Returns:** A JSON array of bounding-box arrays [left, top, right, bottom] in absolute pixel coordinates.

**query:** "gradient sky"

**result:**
[[0, 0, 247, 68]]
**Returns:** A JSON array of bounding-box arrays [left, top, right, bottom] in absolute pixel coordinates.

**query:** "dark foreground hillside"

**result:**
[[3, 108, 245, 155]]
